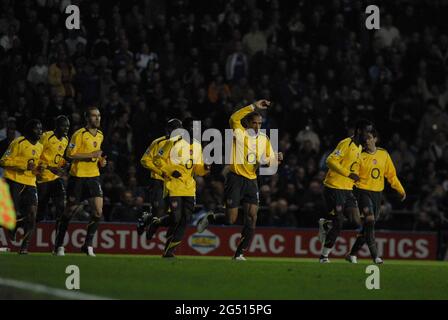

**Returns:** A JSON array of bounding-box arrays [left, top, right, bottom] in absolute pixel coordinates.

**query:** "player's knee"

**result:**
[[247, 214, 257, 227], [229, 215, 238, 224], [93, 209, 103, 219], [335, 205, 344, 214], [365, 215, 375, 226], [363, 207, 372, 216]]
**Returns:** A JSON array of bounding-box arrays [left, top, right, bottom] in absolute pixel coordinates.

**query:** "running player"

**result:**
[[155, 118, 210, 257], [0, 119, 43, 254], [318, 120, 375, 263], [197, 100, 282, 260], [346, 129, 406, 264], [36, 116, 70, 238], [54, 107, 106, 256], [138, 118, 183, 240]]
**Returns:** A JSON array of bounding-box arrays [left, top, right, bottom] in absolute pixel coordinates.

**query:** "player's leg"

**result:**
[[81, 196, 102, 256], [36, 182, 50, 223], [146, 181, 171, 240], [233, 178, 259, 260], [197, 172, 240, 232], [363, 213, 379, 260], [82, 177, 104, 256], [319, 188, 346, 262], [138, 179, 159, 235], [163, 197, 192, 257], [54, 177, 82, 253], [18, 187, 39, 254], [354, 191, 383, 263], [234, 203, 258, 260], [348, 200, 369, 260], [347, 224, 366, 262], [51, 178, 67, 237], [347, 190, 366, 261]]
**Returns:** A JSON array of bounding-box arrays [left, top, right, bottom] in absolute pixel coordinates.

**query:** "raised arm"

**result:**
[[229, 100, 271, 130]]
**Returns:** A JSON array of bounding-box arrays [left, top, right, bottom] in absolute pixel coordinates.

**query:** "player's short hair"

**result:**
[[24, 119, 42, 135], [243, 111, 262, 127], [354, 119, 374, 133], [55, 115, 70, 127], [84, 106, 100, 119], [166, 118, 183, 133]]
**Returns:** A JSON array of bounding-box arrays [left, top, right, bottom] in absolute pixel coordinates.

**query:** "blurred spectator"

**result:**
[[48, 51, 76, 97], [375, 14, 401, 48], [225, 41, 249, 82], [109, 190, 141, 222], [0, 117, 21, 141], [136, 43, 159, 71], [65, 30, 87, 57], [0, 0, 446, 234], [418, 99, 448, 143], [0, 24, 19, 51], [242, 21, 267, 57], [295, 122, 320, 153], [268, 198, 298, 227], [27, 55, 48, 86]]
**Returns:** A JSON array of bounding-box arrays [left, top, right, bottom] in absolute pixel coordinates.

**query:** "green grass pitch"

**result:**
[[1, 253, 447, 300]]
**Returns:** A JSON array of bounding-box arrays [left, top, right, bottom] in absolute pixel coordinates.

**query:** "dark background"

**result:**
[[0, 0, 447, 249]]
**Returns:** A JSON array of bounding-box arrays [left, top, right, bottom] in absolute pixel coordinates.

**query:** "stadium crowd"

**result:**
[[0, 0, 447, 239]]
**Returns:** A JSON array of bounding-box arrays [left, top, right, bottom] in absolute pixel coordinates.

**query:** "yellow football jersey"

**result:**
[[324, 137, 362, 190], [140, 136, 170, 181], [356, 148, 405, 196], [229, 105, 275, 180], [37, 131, 69, 183], [155, 136, 208, 197], [67, 128, 104, 178], [0, 137, 43, 186]]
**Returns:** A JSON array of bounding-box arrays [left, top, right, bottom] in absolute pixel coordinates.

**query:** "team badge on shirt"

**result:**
[[373, 159, 377, 165], [93, 141, 97, 148], [32, 150, 36, 155]]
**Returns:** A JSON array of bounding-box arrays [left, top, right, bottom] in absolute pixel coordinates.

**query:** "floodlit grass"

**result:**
[[1, 253, 447, 300]]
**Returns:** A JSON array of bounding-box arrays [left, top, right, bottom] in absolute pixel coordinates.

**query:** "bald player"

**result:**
[[318, 120, 375, 263], [36, 116, 70, 240]]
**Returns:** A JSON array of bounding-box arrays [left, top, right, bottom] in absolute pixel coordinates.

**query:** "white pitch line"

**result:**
[[0, 277, 112, 300]]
